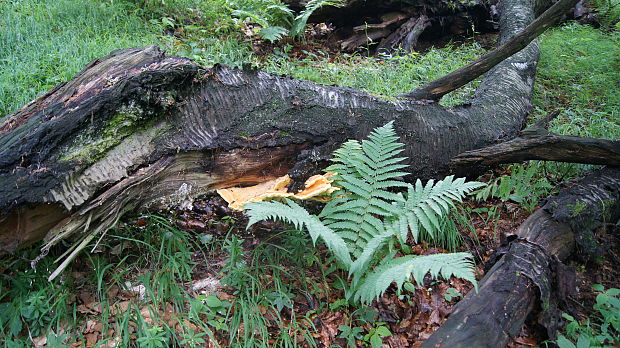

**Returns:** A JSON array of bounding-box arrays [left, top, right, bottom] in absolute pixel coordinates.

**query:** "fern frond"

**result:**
[[395, 176, 484, 243], [322, 121, 409, 258], [290, 0, 346, 39], [348, 222, 394, 278], [353, 252, 477, 304], [246, 199, 352, 267], [259, 26, 289, 42]]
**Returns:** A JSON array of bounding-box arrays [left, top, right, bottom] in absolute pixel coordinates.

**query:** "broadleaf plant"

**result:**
[[246, 122, 483, 304]]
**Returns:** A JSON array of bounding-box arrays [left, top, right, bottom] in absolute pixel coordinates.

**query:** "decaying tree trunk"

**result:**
[[0, 0, 545, 257], [422, 167, 620, 347]]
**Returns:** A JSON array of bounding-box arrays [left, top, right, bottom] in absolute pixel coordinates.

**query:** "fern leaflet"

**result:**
[[353, 253, 477, 304], [244, 122, 483, 305], [246, 199, 352, 267]]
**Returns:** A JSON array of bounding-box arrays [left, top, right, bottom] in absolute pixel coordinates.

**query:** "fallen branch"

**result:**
[[451, 132, 620, 167], [422, 167, 620, 347], [398, 0, 580, 101]]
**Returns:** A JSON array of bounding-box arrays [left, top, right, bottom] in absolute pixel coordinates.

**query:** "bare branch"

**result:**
[[398, 0, 580, 101]]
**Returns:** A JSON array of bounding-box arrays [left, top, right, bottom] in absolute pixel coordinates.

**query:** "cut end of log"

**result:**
[[0, 203, 68, 254]]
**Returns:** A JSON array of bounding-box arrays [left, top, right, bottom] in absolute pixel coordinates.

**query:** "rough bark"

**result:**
[[422, 167, 620, 347], [451, 131, 620, 167]]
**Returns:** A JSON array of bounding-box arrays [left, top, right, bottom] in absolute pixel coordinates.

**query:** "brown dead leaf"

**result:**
[[107, 285, 120, 298], [31, 334, 47, 347], [511, 330, 538, 347], [77, 303, 101, 315], [110, 300, 131, 315], [84, 319, 101, 333], [140, 306, 153, 325], [85, 332, 99, 347]]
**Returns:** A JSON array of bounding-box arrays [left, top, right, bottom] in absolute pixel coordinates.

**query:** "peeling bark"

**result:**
[[0, 0, 543, 256], [422, 167, 620, 347]]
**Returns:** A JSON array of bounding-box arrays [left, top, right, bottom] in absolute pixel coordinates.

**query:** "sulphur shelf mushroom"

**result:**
[[216, 173, 339, 210]]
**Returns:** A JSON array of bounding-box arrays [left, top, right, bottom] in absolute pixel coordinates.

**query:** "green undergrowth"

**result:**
[[0, 0, 160, 117], [0, 216, 325, 347], [262, 43, 486, 106], [139, 0, 253, 69], [533, 22, 619, 140], [475, 21, 619, 348], [478, 22, 620, 214]]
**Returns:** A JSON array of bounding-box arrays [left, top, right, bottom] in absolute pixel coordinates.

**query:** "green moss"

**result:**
[[568, 201, 588, 217], [60, 104, 150, 164]]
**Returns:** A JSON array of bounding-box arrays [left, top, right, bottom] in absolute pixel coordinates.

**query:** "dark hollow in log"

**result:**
[[284, 0, 499, 54], [0, 0, 545, 256], [422, 167, 620, 347]]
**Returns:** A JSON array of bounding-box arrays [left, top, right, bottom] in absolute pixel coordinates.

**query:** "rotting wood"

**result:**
[[422, 167, 620, 347], [0, 0, 598, 288], [377, 15, 430, 53], [285, 0, 500, 54], [0, 0, 545, 257]]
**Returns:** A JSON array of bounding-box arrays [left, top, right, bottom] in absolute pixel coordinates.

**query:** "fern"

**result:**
[[353, 253, 477, 304], [246, 199, 352, 267], [290, 0, 346, 40], [321, 123, 408, 259], [393, 177, 485, 244], [259, 26, 289, 42], [229, 0, 344, 42], [245, 122, 483, 304]]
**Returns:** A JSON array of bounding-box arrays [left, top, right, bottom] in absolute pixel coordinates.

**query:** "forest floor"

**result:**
[[0, 0, 619, 347]]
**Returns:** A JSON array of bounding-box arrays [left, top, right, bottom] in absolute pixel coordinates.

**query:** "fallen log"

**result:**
[[0, 0, 546, 259], [422, 167, 620, 347]]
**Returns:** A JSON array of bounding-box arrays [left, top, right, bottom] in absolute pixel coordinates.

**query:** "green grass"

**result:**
[[220, 230, 321, 347], [0, 0, 259, 118], [0, 216, 324, 347], [262, 43, 486, 106], [0, 0, 162, 117], [533, 22, 619, 140]]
